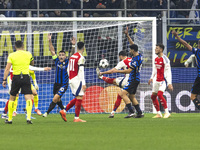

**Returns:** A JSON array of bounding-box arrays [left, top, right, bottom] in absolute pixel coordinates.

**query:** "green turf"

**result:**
[[0, 113, 200, 150]]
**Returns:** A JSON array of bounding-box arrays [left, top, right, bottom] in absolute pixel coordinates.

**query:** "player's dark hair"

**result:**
[[15, 40, 24, 49], [77, 42, 84, 50], [119, 51, 127, 56], [156, 43, 165, 51], [130, 44, 138, 52], [59, 50, 66, 54]]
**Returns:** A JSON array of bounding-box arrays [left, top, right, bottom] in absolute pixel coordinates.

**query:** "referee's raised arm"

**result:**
[[3, 40, 34, 124]]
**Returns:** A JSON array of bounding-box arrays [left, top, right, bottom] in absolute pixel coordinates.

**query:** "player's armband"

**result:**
[[52, 55, 57, 60]]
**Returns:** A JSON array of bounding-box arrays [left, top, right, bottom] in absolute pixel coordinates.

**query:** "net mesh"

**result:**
[[0, 19, 154, 114]]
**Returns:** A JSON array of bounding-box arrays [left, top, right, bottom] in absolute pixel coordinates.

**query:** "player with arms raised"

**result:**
[[148, 43, 173, 118], [43, 34, 75, 122], [172, 30, 200, 110], [64, 41, 87, 122]]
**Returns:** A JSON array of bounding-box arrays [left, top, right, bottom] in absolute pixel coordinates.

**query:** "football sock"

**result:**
[[4, 100, 9, 114], [66, 98, 76, 111], [133, 104, 142, 114], [126, 103, 134, 113], [8, 100, 14, 121], [26, 100, 32, 120], [113, 94, 122, 111], [57, 100, 64, 110], [47, 102, 56, 114], [75, 99, 82, 118], [151, 94, 160, 111], [192, 98, 200, 110], [13, 96, 18, 112], [102, 77, 115, 84], [157, 111, 162, 116], [157, 91, 168, 109], [165, 108, 169, 113], [34, 95, 39, 109]]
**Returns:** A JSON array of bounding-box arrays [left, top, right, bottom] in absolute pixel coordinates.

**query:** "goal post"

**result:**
[[0, 17, 157, 114]]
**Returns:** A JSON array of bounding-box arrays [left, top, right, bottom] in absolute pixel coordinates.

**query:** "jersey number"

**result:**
[[69, 59, 75, 71]]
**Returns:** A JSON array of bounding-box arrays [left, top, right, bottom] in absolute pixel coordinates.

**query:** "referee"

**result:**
[[2, 40, 34, 124]]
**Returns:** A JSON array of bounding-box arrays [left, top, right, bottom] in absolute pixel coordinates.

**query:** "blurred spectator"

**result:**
[[120, 0, 137, 17], [12, 0, 30, 17], [48, 0, 67, 17], [63, 0, 78, 17], [170, 0, 177, 19], [30, 0, 49, 17], [0, 0, 10, 15], [82, 0, 92, 17], [92, 0, 112, 17], [152, 0, 167, 18], [137, 0, 155, 17], [177, 0, 193, 24], [108, 0, 122, 17]]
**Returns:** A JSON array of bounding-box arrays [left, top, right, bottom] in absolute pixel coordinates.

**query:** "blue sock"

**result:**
[[134, 104, 142, 114], [126, 103, 134, 113]]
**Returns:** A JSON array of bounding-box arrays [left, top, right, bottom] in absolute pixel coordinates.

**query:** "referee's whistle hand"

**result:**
[[2, 81, 7, 88]]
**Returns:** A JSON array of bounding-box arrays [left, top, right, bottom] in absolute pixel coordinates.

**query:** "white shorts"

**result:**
[[152, 81, 166, 93], [115, 77, 129, 88], [69, 77, 84, 96]]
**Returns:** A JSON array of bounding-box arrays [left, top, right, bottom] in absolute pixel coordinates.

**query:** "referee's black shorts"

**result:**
[[191, 76, 200, 94], [10, 75, 32, 96]]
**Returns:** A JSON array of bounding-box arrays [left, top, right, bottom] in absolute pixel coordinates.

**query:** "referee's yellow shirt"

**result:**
[[7, 50, 34, 75]]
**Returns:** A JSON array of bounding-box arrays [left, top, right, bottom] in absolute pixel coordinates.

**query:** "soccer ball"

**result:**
[[99, 59, 109, 68]]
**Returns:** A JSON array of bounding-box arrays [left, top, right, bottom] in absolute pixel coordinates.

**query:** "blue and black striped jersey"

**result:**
[[128, 53, 143, 82], [53, 56, 69, 85], [192, 48, 200, 76]]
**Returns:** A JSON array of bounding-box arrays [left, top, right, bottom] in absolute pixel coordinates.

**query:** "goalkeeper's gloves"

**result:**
[[33, 80, 39, 90]]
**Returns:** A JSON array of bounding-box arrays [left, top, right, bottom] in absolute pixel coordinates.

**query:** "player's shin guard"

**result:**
[[13, 96, 18, 112], [26, 100, 33, 120], [4, 100, 9, 114], [47, 102, 56, 114], [192, 98, 200, 110], [151, 94, 160, 111], [113, 94, 122, 111], [102, 77, 115, 84], [34, 95, 39, 109], [8, 101, 14, 121], [57, 100, 64, 110], [157, 91, 168, 109], [66, 98, 76, 111], [75, 99, 82, 118]]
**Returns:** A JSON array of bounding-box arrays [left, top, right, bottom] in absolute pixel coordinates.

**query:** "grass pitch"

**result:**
[[0, 113, 199, 150]]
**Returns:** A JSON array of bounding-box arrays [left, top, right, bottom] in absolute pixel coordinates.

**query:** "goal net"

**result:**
[[0, 17, 156, 114]]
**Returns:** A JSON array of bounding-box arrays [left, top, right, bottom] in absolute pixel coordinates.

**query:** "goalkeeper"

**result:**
[[1, 65, 51, 119]]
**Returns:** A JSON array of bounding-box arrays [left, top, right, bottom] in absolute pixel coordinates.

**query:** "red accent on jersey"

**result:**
[[155, 57, 165, 82], [123, 57, 132, 69], [69, 52, 81, 80], [10, 67, 13, 80]]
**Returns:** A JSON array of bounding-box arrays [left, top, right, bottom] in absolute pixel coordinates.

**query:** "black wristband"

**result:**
[[3, 79, 6, 81]]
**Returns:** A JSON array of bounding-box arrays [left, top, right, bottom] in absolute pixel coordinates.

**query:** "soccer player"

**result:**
[[113, 44, 144, 118], [148, 43, 173, 118], [43, 34, 76, 122], [96, 51, 141, 118], [2, 40, 34, 124], [1, 65, 51, 119], [172, 30, 200, 110], [64, 41, 87, 122]]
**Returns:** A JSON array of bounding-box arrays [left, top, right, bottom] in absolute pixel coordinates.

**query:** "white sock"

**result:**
[[111, 111, 115, 114], [157, 111, 162, 116], [165, 108, 169, 113], [75, 117, 79, 119]]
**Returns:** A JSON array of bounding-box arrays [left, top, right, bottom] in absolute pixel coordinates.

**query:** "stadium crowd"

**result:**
[[0, 0, 199, 20]]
